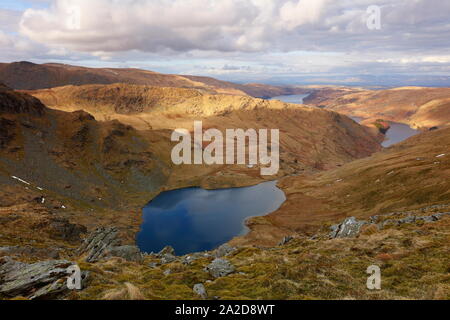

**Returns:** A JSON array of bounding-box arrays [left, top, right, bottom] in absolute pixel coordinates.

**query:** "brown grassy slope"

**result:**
[[0, 85, 178, 241], [1, 83, 381, 244], [236, 127, 450, 246], [305, 87, 450, 129], [0, 61, 307, 97], [28, 83, 382, 171]]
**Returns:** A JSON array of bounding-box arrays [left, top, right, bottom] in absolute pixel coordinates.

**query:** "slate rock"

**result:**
[[193, 283, 208, 299], [106, 245, 143, 262], [77, 227, 121, 262], [330, 217, 368, 238], [205, 259, 236, 278], [0, 257, 74, 298], [214, 244, 236, 258]]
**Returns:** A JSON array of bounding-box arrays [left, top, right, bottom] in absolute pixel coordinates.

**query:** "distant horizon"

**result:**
[[2, 59, 450, 89], [1, 1, 450, 87]]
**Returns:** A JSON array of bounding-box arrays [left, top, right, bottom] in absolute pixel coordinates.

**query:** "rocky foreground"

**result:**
[[1, 204, 448, 300]]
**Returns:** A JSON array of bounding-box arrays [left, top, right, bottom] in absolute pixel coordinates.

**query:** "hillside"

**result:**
[[0, 61, 308, 98], [0, 85, 448, 300], [234, 126, 450, 246], [304, 87, 450, 129], [28, 83, 381, 171], [0, 83, 382, 242]]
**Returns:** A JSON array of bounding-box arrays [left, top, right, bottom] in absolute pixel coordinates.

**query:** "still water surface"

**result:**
[[137, 181, 286, 255]]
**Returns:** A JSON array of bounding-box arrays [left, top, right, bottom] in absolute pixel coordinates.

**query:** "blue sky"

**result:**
[[1, 0, 450, 86], [0, 0, 49, 10]]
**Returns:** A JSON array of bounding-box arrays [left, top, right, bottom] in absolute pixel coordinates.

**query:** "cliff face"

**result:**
[[0, 83, 46, 116], [305, 86, 450, 129]]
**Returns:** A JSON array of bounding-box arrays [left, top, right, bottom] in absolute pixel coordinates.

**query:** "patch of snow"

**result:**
[[11, 176, 30, 185], [436, 154, 446, 158], [37, 187, 43, 191]]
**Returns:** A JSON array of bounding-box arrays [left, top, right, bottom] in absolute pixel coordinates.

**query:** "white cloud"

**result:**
[[0, 0, 448, 84], [15, 0, 450, 56]]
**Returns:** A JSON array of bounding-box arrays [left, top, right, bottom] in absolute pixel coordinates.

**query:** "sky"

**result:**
[[1, 0, 450, 86]]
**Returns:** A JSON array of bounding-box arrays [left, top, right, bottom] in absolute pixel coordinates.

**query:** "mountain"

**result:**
[[235, 126, 450, 246], [1, 83, 448, 300], [0, 61, 309, 98], [304, 86, 450, 129], [0, 83, 382, 243], [28, 83, 381, 170]]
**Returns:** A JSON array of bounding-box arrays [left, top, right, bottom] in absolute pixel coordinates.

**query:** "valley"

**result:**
[[0, 63, 449, 301]]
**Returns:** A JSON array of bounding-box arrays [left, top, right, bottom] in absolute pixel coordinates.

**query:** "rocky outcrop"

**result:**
[[205, 259, 236, 278], [330, 208, 450, 239], [158, 246, 176, 256], [0, 85, 46, 116], [0, 257, 85, 299], [77, 227, 145, 263], [329, 217, 368, 238], [77, 227, 121, 262], [213, 244, 236, 258], [105, 245, 143, 263]]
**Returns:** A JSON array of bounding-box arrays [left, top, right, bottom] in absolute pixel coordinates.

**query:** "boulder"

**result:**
[[106, 245, 143, 263], [205, 259, 235, 278], [330, 217, 368, 238], [214, 244, 236, 258], [158, 246, 175, 257], [193, 283, 208, 299], [160, 253, 177, 265], [0, 257, 75, 299]]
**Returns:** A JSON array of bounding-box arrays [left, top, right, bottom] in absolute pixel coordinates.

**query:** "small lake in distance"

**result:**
[[381, 122, 419, 147], [270, 94, 311, 104], [137, 181, 286, 255], [350, 116, 419, 147]]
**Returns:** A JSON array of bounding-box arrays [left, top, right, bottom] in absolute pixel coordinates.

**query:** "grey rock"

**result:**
[[0, 257, 74, 298], [378, 219, 398, 229], [329, 217, 368, 238], [193, 283, 208, 299], [182, 255, 198, 265], [77, 227, 121, 262], [148, 262, 159, 268], [416, 216, 438, 223], [158, 246, 175, 257], [160, 253, 177, 265], [278, 236, 294, 246], [30, 271, 89, 300], [205, 258, 235, 278], [432, 212, 450, 220], [398, 216, 416, 224], [106, 245, 143, 263], [214, 244, 236, 258], [163, 269, 172, 276]]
